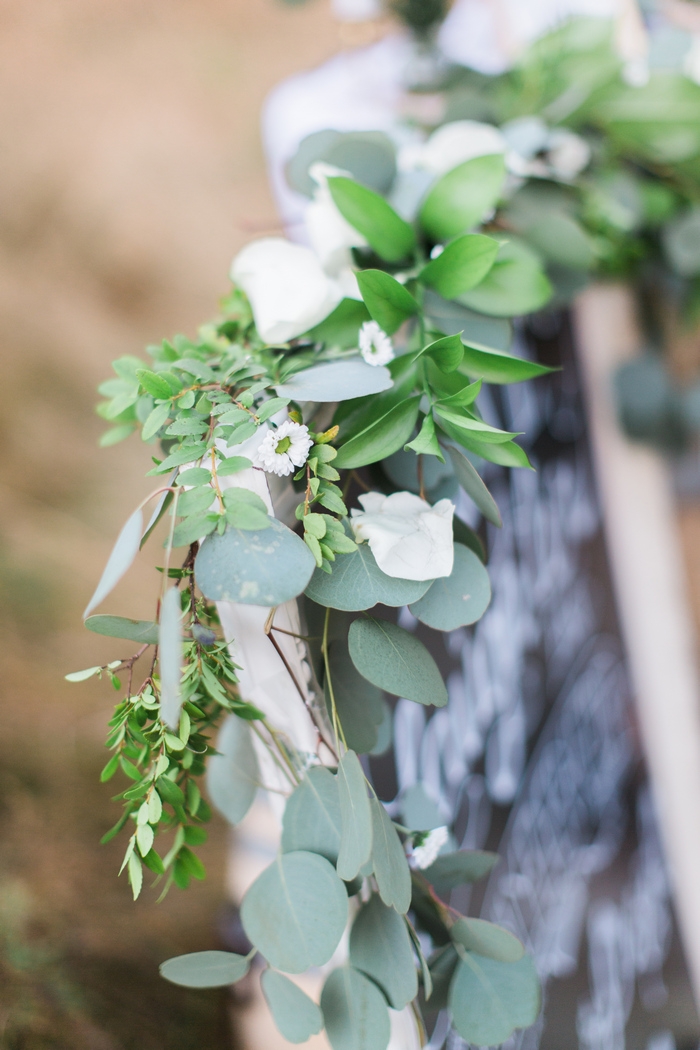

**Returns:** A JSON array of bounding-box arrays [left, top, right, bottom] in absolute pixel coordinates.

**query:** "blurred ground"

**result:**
[[0, 0, 339, 1045]]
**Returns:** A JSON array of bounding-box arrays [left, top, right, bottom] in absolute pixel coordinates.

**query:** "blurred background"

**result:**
[[0, 1, 343, 1045]]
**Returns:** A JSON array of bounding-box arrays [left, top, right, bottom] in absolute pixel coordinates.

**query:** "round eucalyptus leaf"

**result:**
[[159, 950, 250, 988], [409, 544, 491, 630], [348, 617, 447, 708], [449, 953, 540, 1044], [370, 797, 412, 915], [422, 849, 499, 892], [241, 851, 348, 973], [206, 715, 259, 826], [349, 894, 418, 1009], [85, 614, 159, 645], [451, 917, 524, 963], [369, 700, 393, 756], [261, 970, 324, 1044], [336, 751, 373, 882], [195, 519, 316, 606], [276, 360, 393, 403], [401, 782, 445, 832], [325, 640, 385, 754], [305, 543, 431, 612], [321, 967, 391, 1050], [281, 766, 342, 865]]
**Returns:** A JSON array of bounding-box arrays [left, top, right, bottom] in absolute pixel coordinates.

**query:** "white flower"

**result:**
[[305, 162, 368, 278], [409, 826, 449, 870], [351, 491, 455, 581], [400, 120, 506, 177], [502, 117, 591, 183], [359, 321, 394, 367], [254, 420, 313, 477], [231, 238, 341, 345], [546, 128, 591, 181]]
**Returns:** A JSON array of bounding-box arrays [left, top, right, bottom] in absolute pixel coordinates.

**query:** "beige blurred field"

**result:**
[[0, 1, 340, 1045]]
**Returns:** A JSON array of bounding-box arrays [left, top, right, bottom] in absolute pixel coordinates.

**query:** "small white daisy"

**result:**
[[408, 826, 449, 870], [254, 420, 313, 477], [359, 320, 394, 367]]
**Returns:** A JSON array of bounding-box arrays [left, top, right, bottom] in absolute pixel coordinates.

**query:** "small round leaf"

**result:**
[[261, 970, 324, 1044], [349, 895, 418, 1009], [160, 950, 250, 988], [409, 544, 491, 630], [305, 542, 431, 612], [321, 967, 391, 1050]]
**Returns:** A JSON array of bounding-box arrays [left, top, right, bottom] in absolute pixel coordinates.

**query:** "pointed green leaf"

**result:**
[[420, 154, 507, 242], [261, 970, 324, 1044], [460, 340, 556, 384], [305, 541, 430, 612], [459, 239, 552, 318], [349, 894, 418, 1009], [370, 798, 411, 914], [409, 544, 491, 630], [136, 369, 174, 400], [85, 614, 159, 645], [439, 419, 532, 469], [241, 851, 348, 973], [446, 446, 501, 526], [451, 917, 524, 963], [434, 405, 518, 443], [449, 953, 540, 1044], [356, 270, 419, 335], [321, 967, 391, 1050], [422, 849, 499, 892], [334, 396, 421, 470], [404, 413, 444, 459], [325, 640, 385, 754], [84, 507, 143, 618], [420, 234, 500, 299], [348, 617, 447, 707], [142, 400, 172, 441], [160, 950, 251, 988], [336, 751, 372, 881], [207, 715, 259, 826], [417, 334, 464, 374], [328, 177, 415, 262], [282, 766, 342, 865]]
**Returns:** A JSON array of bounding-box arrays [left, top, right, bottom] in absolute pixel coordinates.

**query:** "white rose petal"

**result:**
[[254, 420, 313, 477], [359, 320, 394, 367], [231, 237, 341, 345], [409, 826, 449, 870], [413, 120, 507, 176], [351, 490, 455, 581]]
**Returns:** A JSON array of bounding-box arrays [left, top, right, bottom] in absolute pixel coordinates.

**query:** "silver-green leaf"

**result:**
[[336, 751, 372, 881], [451, 917, 524, 963], [449, 953, 540, 1044], [160, 950, 250, 988], [159, 586, 183, 730], [321, 967, 391, 1050], [261, 970, 324, 1044], [348, 618, 447, 707], [281, 766, 342, 865], [370, 797, 411, 914], [305, 542, 431, 612], [349, 894, 418, 1009], [206, 715, 259, 826], [83, 507, 143, 618], [409, 544, 491, 630]]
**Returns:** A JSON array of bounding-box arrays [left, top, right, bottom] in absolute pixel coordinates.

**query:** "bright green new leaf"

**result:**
[[241, 851, 348, 973], [257, 397, 290, 423], [356, 270, 419, 335], [438, 419, 532, 469], [305, 541, 430, 612], [136, 368, 174, 400], [459, 239, 552, 318], [447, 445, 501, 526], [207, 715, 259, 826], [451, 917, 524, 963], [422, 849, 499, 892], [195, 519, 316, 606], [336, 750, 372, 881], [334, 396, 421, 469], [282, 766, 342, 865], [349, 894, 418, 1009], [449, 953, 540, 1044], [327, 176, 415, 262], [261, 970, 324, 1044], [84, 507, 143, 618], [416, 334, 464, 373], [434, 405, 518, 443], [420, 154, 507, 242], [216, 456, 253, 476], [160, 950, 251, 988], [348, 617, 447, 707], [142, 401, 171, 442], [276, 359, 393, 403], [404, 412, 443, 459], [370, 797, 411, 914], [420, 234, 500, 299], [159, 587, 183, 731], [325, 640, 385, 754], [85, 614, 159, 645], [177, 485, 216, 516], [171, 512, 219, 548], [321, 967, 391, 1050], [460, 341, 555, 384], [176, 466, 211, 486], [409, 544, 491, 630], [305, 297, 372, 349]]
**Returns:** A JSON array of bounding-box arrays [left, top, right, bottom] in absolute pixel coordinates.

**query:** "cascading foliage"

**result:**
[[69, 158, 554, 1048]]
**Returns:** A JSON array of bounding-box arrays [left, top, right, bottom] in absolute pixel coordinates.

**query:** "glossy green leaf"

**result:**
[[417, 334, 464, 373], [262, 970, 324, 1044], [336, 750, 372, 881], [451, 917, 524, 963], [305, 297, 372, 349], [424, 290, 512, 350], [328, 176, 415, 262], [434, 405, 517, 443], [349, 894, 418, 1009], [334, 396, 421, 470], [281, 766, 342, 865], [160, 950, 250, 988], [136, 368, 174, 400], [142, 400, 171, 441], [422, 849, 499, 892], [404, 412, 443, 459], [449, 953, 540, 1044], [459, 239, 552, 318], [305, 541, 430, 612], [439, 419, 532, 469], [370, 797, 411, 914], [84, 614, 159, 645], [216, 456, 253, 476], [420, 234, 500, 299], [325, 640, 385, 754], [420, 154, 507, 242], [276, 360, 393, 403], [84, 507, 143, 618], [348, 617, 447, 707], [159, 587, 183, 730], [195, 518, 316, 606], [447, 445, 501, 526], [241, 851, 348, 973], [461, 340, 555, 384], [409, 544, 491, 630], [321, 967, 391, 1050], [206, 715, 259, 826], [356, 270, 419, 335]]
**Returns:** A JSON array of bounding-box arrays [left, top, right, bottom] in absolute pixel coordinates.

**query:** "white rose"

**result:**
[[401, 120, 506, 177], [231, 237, 341, 344], [304, 162, 367, 277], [350, 491, 455, 582]]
